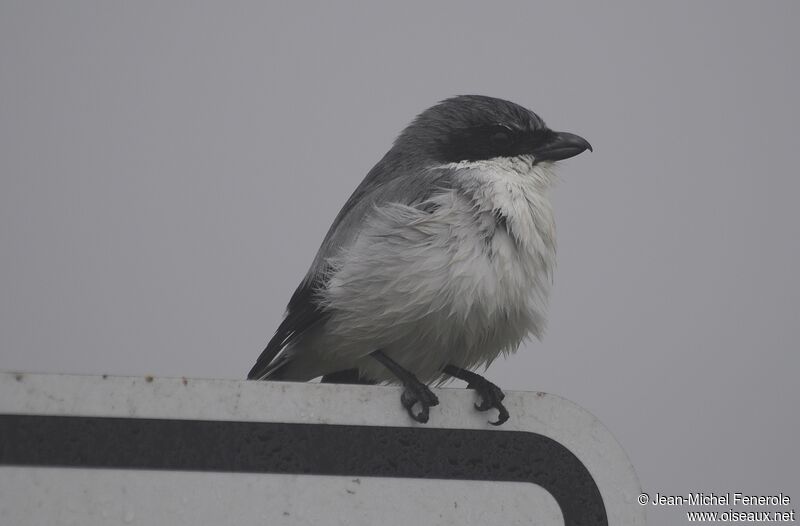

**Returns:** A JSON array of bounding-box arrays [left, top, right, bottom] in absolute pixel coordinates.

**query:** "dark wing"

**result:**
[[247, 272, 328, 380], [248, 154, 454, 380]]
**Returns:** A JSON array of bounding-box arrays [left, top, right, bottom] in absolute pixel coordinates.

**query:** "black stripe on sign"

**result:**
[[0, 415, 607, 525]]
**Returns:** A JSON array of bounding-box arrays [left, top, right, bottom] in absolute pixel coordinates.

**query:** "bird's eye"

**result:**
[[488, 125, 515, 148]]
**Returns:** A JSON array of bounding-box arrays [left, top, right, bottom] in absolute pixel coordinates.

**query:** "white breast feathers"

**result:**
[[318, 156, 558, 383]]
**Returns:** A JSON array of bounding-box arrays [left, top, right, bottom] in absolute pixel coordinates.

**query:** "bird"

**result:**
[[248, 95, 591, 425]]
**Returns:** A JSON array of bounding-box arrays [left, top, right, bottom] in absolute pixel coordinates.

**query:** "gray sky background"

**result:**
[[1, 2, 798, 524]]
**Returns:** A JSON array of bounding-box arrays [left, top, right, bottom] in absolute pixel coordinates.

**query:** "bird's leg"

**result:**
[[371, 350, 439, 423], [320, 369, 376, 385], [443, 365, 509, 426]]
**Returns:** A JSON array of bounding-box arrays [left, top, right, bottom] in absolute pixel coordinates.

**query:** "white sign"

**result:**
[[0, 373, 644, 525]]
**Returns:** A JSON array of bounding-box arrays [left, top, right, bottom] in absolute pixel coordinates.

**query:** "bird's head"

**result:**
[[395, 95, 591, 165]]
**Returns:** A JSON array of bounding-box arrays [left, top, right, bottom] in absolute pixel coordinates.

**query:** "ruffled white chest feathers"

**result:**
[[437, 156, 557, 335], [319, 156, 557, 381]]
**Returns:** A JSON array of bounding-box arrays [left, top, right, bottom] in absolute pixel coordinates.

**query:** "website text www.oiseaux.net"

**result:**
[[639, 492, 795, 523]]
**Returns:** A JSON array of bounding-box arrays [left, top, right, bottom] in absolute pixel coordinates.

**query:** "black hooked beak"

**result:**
[[533, 131, 592, 162]]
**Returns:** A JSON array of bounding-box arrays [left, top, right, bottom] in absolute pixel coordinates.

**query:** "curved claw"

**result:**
[[410, 405, 430, 423], [400, 390, 416, 409], [489, 404, 510, 426], [470, 380, 509, 426], [400, 383, 439, 424], [401, 391, 428, 423]]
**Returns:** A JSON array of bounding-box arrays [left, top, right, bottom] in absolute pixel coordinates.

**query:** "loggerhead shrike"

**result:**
[[249, 95, 591, 425]]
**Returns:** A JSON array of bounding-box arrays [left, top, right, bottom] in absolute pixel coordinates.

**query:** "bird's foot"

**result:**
[[371, 350, 440, 424], [468, 376, 509, 426], [399, 378, 440, 424], [443, 365, 509, 426]]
